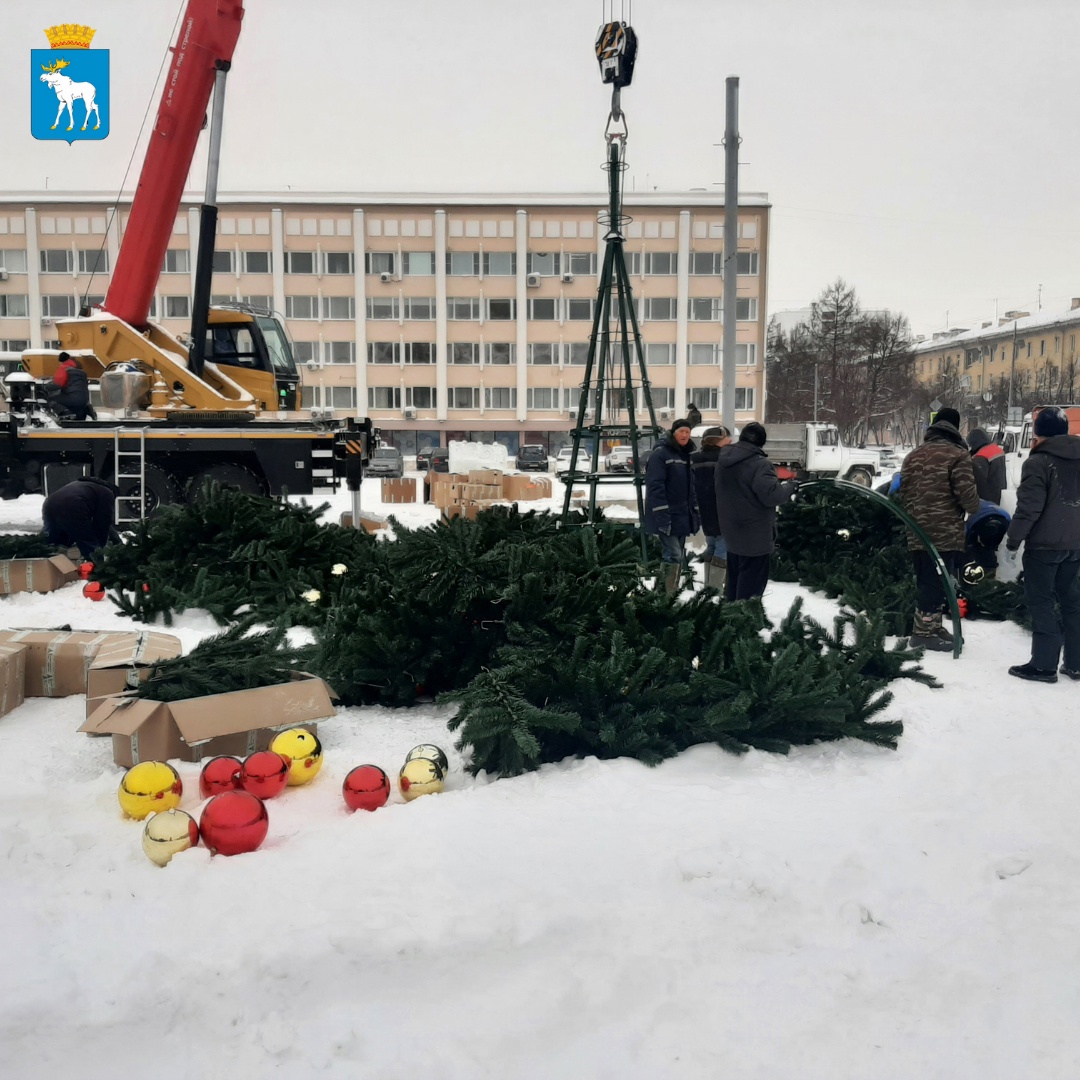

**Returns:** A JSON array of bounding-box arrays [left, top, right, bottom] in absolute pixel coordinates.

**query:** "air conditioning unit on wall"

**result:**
[[659, 408, 672, 420], [526, 273, 541, 288], [403, 406, 417, 419], [561, 271, 574, 283], [379, 271, 393, 283]]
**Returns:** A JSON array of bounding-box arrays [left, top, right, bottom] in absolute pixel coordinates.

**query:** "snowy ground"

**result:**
[[1, 476, 1077, 1079]]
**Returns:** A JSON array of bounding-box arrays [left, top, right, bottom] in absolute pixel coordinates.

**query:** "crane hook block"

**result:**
[[595, 22, 638, 88]]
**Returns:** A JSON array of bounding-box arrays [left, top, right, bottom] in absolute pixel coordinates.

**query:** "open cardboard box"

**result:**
[[0, 643, 27, 719], [0, 554, 79, 596], [0, 629, 155, 698], [85, 631, 184, 718], [80, 672, 338, 768]]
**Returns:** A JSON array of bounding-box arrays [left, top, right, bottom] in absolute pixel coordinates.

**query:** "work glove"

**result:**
[[1000, 547, 1020, 572]]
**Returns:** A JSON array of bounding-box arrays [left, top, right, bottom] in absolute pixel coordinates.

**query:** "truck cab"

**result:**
[[202, 307, 300, 410], [765, 422, 879, 487]]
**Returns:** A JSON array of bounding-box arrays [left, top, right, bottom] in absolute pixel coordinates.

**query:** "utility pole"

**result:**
[[721, 77, 739, 434]]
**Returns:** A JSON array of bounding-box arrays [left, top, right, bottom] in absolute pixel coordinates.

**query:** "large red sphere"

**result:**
[[199, 756, 243, 800], [240, 751, 291, 800], [83, 581, 105, 601], [78, 561, 94, 580], [342, 764, 391, 812], [199, 791, 269, 856]]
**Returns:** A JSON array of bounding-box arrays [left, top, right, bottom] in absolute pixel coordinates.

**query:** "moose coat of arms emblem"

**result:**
[[31, 24, 110, 143]]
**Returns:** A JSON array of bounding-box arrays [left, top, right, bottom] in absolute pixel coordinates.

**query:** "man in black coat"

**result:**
[[42, 476, 120, 560], [690, 425, 731, 590], [714, 422, 796, 601], [644, 419, 699, 595], [1004, 406, 1080, 683]]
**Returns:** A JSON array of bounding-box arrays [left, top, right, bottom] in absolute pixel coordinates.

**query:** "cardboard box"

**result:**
[[461, 483, 503, 503], [0, 554, 79, 596], [380, 477, 417, 504], [432, 483, 463, 510], [502, 475, 553, 501], [0, 643, 27, 719], [85, 632, 184, 719], [0, 630, 129, 697], [339, 511, 387, 533], [467, 469, 503, 486], [429, 471, 469, 486], [79, 673, 338, 768]]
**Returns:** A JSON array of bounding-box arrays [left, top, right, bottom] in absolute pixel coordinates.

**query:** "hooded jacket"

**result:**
[[713, 441, 795, 557], [644, 434, 699, 537], [1006, 434, 1080, 551], [41, 476, 119, 558], [967, 428, 1006, 505], [899, 420, 980, 551]]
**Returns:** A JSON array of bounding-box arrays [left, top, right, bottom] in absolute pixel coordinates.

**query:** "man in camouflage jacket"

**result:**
[[898, 408, 980, 650]]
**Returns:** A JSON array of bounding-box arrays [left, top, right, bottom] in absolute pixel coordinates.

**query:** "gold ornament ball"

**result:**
[[269, 728, 324, 786], [404, 743, 449, 775], [963, 563, 986, 585], [141, 809, 199, 866], [399, 757, 445, 801], [836, 529, 852, 541], [118, 761, 183, 820]]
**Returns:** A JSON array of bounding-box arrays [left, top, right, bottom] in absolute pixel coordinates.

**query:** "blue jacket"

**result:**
[[644, 435, 699, 537]]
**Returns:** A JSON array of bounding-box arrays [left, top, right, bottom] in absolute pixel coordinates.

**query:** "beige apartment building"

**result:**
[[0, 192, 769, 455]]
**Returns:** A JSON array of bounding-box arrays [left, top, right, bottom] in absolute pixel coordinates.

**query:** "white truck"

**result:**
[[763, 423, 880, 487]]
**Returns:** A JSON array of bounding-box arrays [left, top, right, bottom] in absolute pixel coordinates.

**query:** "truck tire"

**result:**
[[116, 464, 180, 518], [187, 463, 265, 504], [847, 467, 874, 488]]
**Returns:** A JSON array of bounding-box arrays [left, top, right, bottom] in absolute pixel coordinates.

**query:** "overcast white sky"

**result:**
[[4, 0, 1078, 336]]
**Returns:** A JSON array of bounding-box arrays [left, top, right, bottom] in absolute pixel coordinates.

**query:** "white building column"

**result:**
[[353, 209, 367, 416], [270, 209, 285, 317], [675, 209, 690, 418], [515, 209, 528, 423], [435, 209, 448, 422], [24, 209, 42, 348]]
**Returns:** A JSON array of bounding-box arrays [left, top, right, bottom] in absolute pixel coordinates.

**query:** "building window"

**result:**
[[486, 342, 515, 365], [567, 342, 590, 365], [565, 298, 595, 321], [482, 252, 515, 276], [736, 298, 758, 321], [526, 252, 560, 276], [0, 250, 28, 274], [77, 249, 108, 273], [0, 295, 29, 317], [689, 298, 721, 321], [645, 252, 677, 275], [447, 297, 480, 320], [403, 252, 434, 276], [689, 252, 722, 275], [40, 249, 73, 274], [486, 297, 516, 320], [286, 295, 319, 319], [164, 295, 190, 319], [736, 343, 758, 366], [212, 250, 234, 274], [323, 251, 354, 275], [528, 343, 559, 365], [448, 386, 479, 409], [322, 296, 355, 320], [242, 294, 272, 313], [651, 387, 675, 409], [366, 297, 400, 320], [566, 252, 597, 276], [368, 342, 400, 364], [368, 386, 401, 409], [735, 252, 759, 276], [330, 386, 357, 410], [446, 252, 480, 276], [325, 341, 355, 364], [405, 342, 436, 364], [242, 250, 272, 274], [646, 343, 674, 366], [293, 341, 317, 364], [407, 386, 437, 409], [1040, 339, 1046, 357], [689, 344, 720, 365], [450, 343, 479, 364], [644, 297, 677, 321], [285, 251, 317, 274], [162, 249, 190, 274], [687, 387, 718, 410], [528, 298, 558, 321], [365, 252, 395, 276], [485, 387, 516, 409], [735, 387, 756, 411], [527, 387, 559, 409], [404, 297, 436, 320]]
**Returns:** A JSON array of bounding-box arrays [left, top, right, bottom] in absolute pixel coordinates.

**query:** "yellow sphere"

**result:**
[[398, 757, 445, 801], [141, 809, 199, 867], [269, 728, 324, 787], [118, 761, 183, 820]]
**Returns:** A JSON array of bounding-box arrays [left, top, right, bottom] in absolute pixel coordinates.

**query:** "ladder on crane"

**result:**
[[113, 428, 149, 524]]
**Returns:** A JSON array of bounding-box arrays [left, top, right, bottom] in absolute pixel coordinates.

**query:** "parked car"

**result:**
[[554, 447, 575, 475], [366, 445, 404, 479], [416, 446, 437, 471], [604, 446, 635, 473], [515, 444, 549, 472], [428, 447, 450, 473]]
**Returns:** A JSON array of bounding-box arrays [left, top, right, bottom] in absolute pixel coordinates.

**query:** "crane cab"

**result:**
[[204, 306, 300, 410]]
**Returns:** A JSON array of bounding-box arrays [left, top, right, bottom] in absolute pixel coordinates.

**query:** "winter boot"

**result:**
[[1009, 662, 1058, 684], [704, 556, 727, 592], [909, 610, 952, 652], [663, 562, 682, 596]]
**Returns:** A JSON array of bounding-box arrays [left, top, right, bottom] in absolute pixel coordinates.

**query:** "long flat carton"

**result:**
[[467, 469, 503, 486], [338, 511, 387, 533], [0, 629, 137, 697], [0, 643, 27, 719], [85, 631, 184, 718], [79, 673, 337, 768], [503, 475, 553, 501], [380, 478, 417, 504], [0, 554, 79, 596]]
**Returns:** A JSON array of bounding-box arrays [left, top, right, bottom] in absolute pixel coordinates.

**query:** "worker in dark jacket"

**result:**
[[899, 408, 980, 651], [690, 425, 731, 590], [50, 353, 94, 420], [1003, 406, 1080, 683], [967, 427, 1006, 504], [42, 476, 120, 560], [714, 422, 796, 601], [644, 419, 699, 595]]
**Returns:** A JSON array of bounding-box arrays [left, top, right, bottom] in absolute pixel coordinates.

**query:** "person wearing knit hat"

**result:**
[[898, 406, 979, 651], [690, 425, 732, 590], [1004, 406, 1080, 683], [643, 420, 700, 595], [967, 427, 1006, 506]]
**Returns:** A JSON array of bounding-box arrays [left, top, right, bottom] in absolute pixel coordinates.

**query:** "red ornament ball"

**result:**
[[78, 561, 94, 580], [342, 764, 391, 812], [142, 583, 150, 593], [83, 581, 105, 601], [240, 751, 291, 800], [199, 791, 269, 857], [198, 756, 243, 800]]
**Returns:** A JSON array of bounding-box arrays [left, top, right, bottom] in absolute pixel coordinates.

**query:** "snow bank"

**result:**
[[447, 440, 510, 474]]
